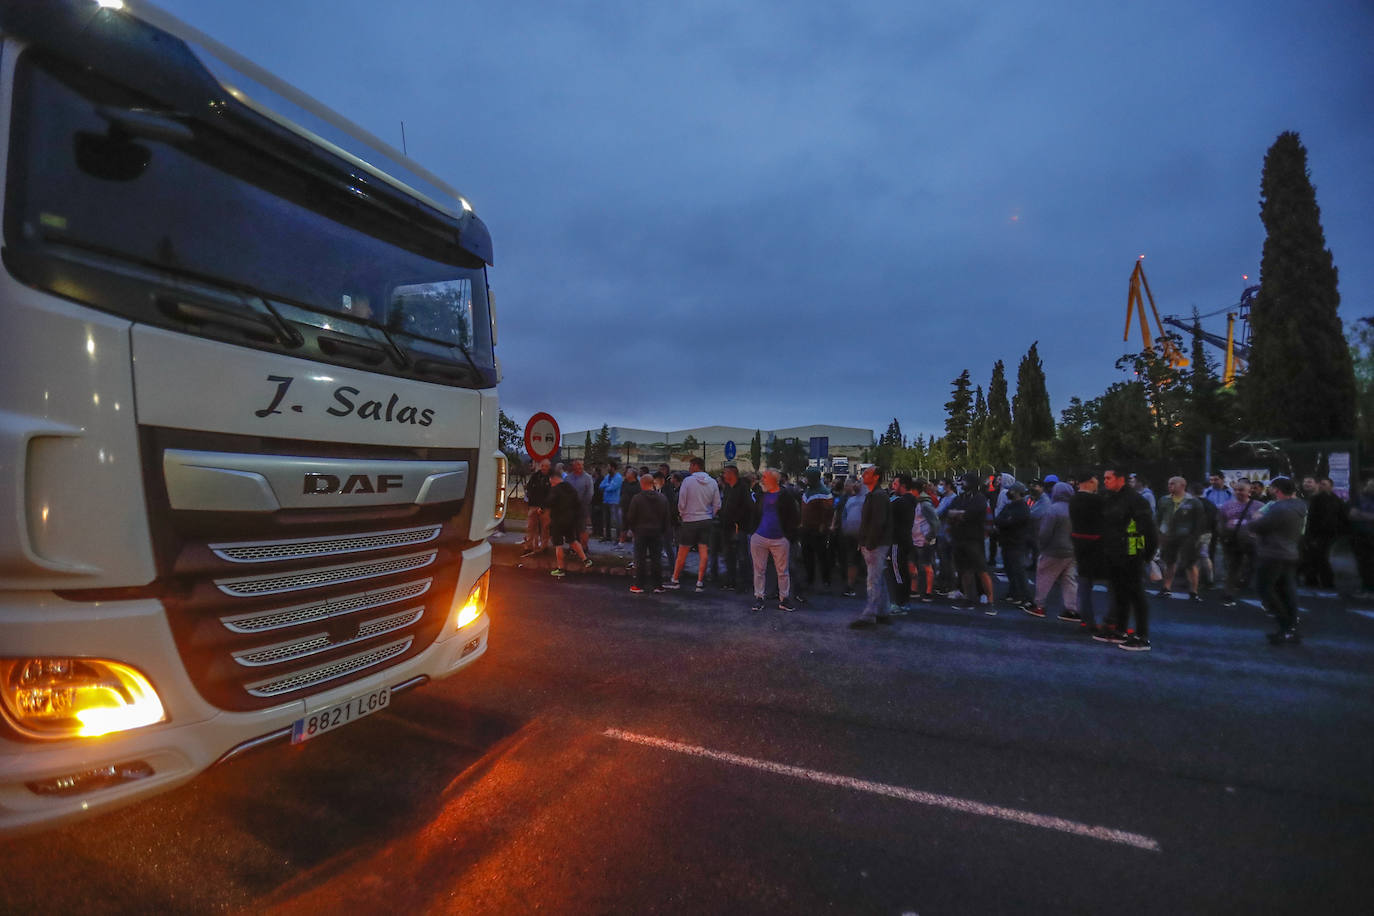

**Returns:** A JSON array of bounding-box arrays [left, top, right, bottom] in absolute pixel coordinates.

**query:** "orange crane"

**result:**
[[1123, 258, 1189, 369]]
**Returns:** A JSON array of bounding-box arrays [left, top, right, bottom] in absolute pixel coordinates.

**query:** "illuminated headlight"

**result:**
[[457, 571, 490, 629], [0, 658, 166, 739], [494, 455, 508, 521]]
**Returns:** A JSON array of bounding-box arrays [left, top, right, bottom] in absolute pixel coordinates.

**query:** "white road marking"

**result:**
[[603, 728, 1161, 852]]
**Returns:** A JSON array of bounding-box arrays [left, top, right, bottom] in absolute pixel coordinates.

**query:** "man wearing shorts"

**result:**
[[668, 456, 721, 591], [1155, 476, 1204, 601], [565, 458, 594, 551], [546, 469, 592, 577]]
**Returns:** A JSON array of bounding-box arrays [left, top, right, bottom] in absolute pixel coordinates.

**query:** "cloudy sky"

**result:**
[[158, 0, 1374, 441]]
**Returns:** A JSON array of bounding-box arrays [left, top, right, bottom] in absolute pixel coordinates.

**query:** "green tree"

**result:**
[[1244, 131, 1356, 438], [1012, 342, 1054, 466], [680, 434, 701, 457], [583, 430, 593, 461], [969, 385, 988, 467], [590, 424, 611, 465], [944, 370, 973, 463], [1116, 343, 1190, 462], [986, 359, 1013, 467], [1351, 318, 1374, 453], [1053, 396, 1095, 469], [1091, 382, 1156, 463], [749, 429, 763, 472], [498, 409, 523, 463], [767, 436, 808, 476]]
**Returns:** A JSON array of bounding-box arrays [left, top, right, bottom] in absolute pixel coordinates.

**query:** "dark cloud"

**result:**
[[161, 0, 1374, 438]]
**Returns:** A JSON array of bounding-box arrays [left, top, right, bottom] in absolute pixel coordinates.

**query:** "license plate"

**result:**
[[290, 685, 390, 744]]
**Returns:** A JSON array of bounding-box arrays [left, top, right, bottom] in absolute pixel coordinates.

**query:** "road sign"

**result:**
[[809, 436, 829, 459], [524, 412, 560, 461], [724, 440, 737, 461]]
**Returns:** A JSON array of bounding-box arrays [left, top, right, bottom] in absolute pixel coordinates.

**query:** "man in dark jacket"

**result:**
[[948, 471, 995, 614], [521, 458, 551, 558], [626, 474, 669, 593], [849, 466, 893, 629], [995, 480, 1033, 607], [748, 469, 801, 611], [1101, 465, 1159, 651], [886, 474, 917, 612], [1071, 470, 1109, 636], [1300, 476, 1343, 590], [715, 466, 752, 590], [547, 469, 593, 578]]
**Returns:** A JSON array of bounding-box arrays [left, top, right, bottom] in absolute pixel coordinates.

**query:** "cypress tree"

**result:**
[[749, 429, 763, 472], [944, 370, 973, 463], [1245, 131, 1355, 439], [1012, 342, 1054, 465], [986, 360, 1012, 466], [970, 386, 988, 466]]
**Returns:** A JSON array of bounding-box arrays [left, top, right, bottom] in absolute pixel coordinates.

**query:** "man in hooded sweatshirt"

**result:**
[[668, 456, 721, 591], [1029, 481, 1079, 620], [995, 480, 1034, 607]]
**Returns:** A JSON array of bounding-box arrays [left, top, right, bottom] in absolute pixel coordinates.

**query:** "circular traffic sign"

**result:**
[[724, 440, 737, 461], [524, 412, 560, 461]]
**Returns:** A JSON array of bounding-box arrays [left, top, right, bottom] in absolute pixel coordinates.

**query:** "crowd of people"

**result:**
[[518, 455, 1374, 652]]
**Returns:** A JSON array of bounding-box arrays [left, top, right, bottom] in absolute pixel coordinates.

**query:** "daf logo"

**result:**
[[303, 473, 405, 495]]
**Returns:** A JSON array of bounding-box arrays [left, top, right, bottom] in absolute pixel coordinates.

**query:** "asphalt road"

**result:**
[[4, 569, 1373, 915]]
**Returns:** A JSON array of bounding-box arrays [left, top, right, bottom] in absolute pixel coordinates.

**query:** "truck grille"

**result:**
[[144, 431, 478, 713], [215, 551, 437, 597], [245, 638, 414, 697], [209, 525, 441, 563]]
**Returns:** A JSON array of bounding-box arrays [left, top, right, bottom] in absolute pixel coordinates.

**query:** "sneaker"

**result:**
[[626, 562, 636, 569], [1189, 592, 1202, 603], [920, 594, 934, 604], [1024, 605, 1047, 618], [842, 588, 858, 598], [1058, 610, 1083, 622], [983, 606, 999, 616], [1156, 589, 1172, 599], [1093, 628, 1128, 644], [887, 604, 909, 616], [751, 598, 765, 612], [664, 580, 681, 590], [695, 581, 706, 592], [779, 598, 796, 611], [848, 618, 875, 629], [550, 568, 566, 578], [1119, 634, 1152, 652], [584, 558, 595, 568], [629, 585, 644, 594], [875, 614, 893, 625], [653, 586, 666, 594], [1220, 595, 1237, 607], [951, 602, 975, 611]]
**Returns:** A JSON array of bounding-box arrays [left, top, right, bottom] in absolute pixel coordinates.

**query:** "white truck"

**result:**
[[0, 1, 503, 834]]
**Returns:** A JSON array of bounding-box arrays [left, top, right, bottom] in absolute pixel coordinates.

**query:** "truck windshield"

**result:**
[[4, 52, 494, 383]]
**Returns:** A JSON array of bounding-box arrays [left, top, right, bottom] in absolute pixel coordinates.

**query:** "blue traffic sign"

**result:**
[[724, 440, 737, 460]]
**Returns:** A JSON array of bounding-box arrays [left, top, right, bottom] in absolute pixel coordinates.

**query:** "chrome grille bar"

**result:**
[[244, 638, 413, 697], [231, 606, 424, 667], [220, 579, 432, 633], [215, 551, 436, 597], [209, 525, 442, 563]]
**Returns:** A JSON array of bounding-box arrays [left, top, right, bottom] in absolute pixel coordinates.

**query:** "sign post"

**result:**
[[524, 412, 561, 462], [724, 440, 737, 462]]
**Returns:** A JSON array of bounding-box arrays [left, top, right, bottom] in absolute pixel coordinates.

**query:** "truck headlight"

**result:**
[[457, 571, 490, 629], [0, 658, 166, 739]]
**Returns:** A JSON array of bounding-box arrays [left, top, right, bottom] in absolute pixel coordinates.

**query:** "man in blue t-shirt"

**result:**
[[748, 469, 800, 612]]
